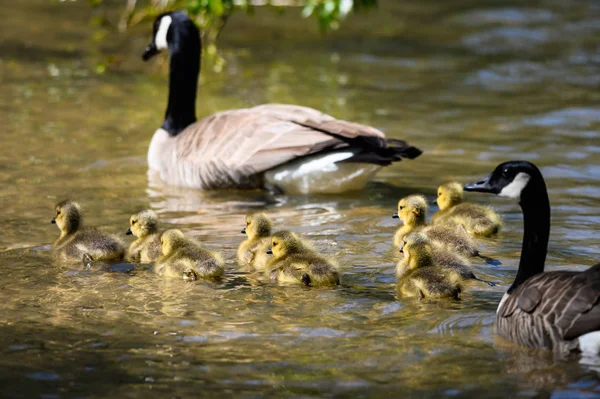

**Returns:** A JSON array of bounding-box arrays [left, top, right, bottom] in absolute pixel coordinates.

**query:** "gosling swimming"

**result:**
[[433, 181, 502, 237], [392, 195, 480, 259], [156, 229, 224, 281], [396, 231, 462, 300], [126, 209, 162, 263], [267, 230, 339, 287], [51, 200, 125, 264], [237, 213, 272, 270], [397, 232, 495, 287]]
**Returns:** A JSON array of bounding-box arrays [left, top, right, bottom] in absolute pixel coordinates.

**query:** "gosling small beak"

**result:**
[[126, 228, 132, 235], [142, 42, 159, 61], [399, 247, 404, 253], [266, 249, 273, 255], [464, 173, 495, 193], [51, 218, 56, 224], [241, 227, 246, 234], [392, 213, 399, 219]]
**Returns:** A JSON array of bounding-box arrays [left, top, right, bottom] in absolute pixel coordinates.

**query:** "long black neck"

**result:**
[[162, 28, 201, 136], [508, 177, 550, 294]]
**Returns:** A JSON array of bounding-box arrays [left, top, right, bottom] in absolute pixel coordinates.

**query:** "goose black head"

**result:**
[[464, 161, 543, 202], [143, 11, 200, 61]]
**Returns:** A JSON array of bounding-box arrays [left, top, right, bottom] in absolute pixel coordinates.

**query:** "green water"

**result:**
[[1, 0, 600, 397]]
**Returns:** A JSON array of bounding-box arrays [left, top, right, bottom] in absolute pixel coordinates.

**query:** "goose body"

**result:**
[[52, 201, 125, 263], [142, 12, 421, 194], [465, 161, 600, 355]]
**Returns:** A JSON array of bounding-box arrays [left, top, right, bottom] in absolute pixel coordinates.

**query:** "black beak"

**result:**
[[266, 249, 273, 255], [126, 228, 132, 235], [399, 247, 404, 253], [51, 218, 56, 224], [392, 213, 399, 219], [464, 173, 494, 193], [241, 228, 246, 234], [142, 43, 159, 61]]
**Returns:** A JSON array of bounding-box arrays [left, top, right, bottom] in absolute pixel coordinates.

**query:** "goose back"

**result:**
[[496, 263, 600, 354], [148, 104, 420, 191]]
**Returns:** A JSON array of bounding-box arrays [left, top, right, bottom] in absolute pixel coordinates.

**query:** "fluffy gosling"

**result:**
[[126, 209, 162, 263], [155, 229, 224, 281], [396, 231, 462, 300], [433, 181, 502, 237], [397, 232, 495, 286], [392, 195, 480, 259], [52, 200, 125, 264], [237, 213, 272, 270], [267, 230, 339, 287]]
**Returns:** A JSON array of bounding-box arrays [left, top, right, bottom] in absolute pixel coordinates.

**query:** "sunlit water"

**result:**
[[1, 0, 600, 397]]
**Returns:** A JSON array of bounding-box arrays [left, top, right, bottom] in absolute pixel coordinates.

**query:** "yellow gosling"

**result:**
[[392, 195, 481, 259], [126, 209, 161, 263], [397, 232, 495, 286], [396, 232, 462, 300], [156, 229, 224, 281], [52, 200, 125, 264], [237, 212, 272, 270], [267, 230, 339, 287], [433, 181, 502, 237]]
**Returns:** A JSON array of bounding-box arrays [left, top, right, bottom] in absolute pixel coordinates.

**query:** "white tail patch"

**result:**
[[264, 150, 381, 194], [155, 15, 172, 50], [499, 172, 530, 200], [579, 331, 600, 355]]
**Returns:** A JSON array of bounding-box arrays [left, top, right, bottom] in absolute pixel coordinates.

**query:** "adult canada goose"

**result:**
[[465, 161, 600, 355], [141, 11, 422, 194]]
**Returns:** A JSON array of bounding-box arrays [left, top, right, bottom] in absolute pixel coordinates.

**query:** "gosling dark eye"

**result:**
[[399, 206, 404, 210], [273, 242, 278, 247], [132, 220, 137, 225], [56, 211, 61, 215]]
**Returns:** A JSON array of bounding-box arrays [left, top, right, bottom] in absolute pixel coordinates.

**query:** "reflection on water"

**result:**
[[1, 0, 600, 397]]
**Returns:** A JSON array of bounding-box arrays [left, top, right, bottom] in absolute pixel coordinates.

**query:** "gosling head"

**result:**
[[127, 209, 158, 238], [160, 229, 186, 257], [266, 230, 303, 259], [400, 232, 434, 269], [52, 200, 82, 236], [464, 161, 544, 204], [393, 195, 428, 227], [436, 182, 464, 211], [241, 213, 272, 239], [142, 11, 200, 61]]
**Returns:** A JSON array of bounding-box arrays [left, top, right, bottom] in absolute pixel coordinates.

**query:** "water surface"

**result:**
[[1, 0, 600, 397]]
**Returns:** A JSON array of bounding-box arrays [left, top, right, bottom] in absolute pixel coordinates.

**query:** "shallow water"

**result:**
[[1, 0, 600, 397]]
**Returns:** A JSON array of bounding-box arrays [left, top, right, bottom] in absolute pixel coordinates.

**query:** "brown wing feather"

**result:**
[[170, 104, 419, 188], [497, 264, 600, 350]]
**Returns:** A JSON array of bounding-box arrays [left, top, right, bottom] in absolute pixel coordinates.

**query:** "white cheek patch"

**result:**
[[499, 172, 530, 200], [155, 16, 172, 50]]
